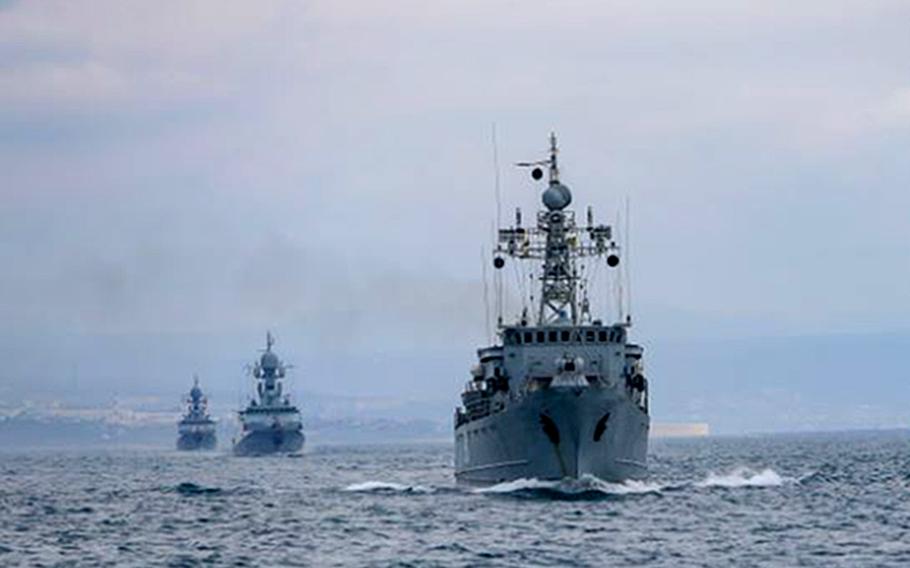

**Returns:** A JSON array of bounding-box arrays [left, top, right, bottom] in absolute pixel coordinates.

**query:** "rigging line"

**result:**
[[481, 246, 492, 343], [490, 221, 499, 326], [491, 123, 503, 232], [511, 253, 524, 322], [589, 255, 602, 320], [492, 221, 504, 327], [615, 207, 624, 323], [497, 256, 504, 327], [625, 195, 632, 323], [490, 125, 505, 328], [603, 257, 610, 322]]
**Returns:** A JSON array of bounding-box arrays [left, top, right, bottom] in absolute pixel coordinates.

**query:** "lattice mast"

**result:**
[[251, 331, 289, 406], [494, 134, 620, 327]]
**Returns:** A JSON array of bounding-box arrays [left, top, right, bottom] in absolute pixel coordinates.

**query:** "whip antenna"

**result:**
[[625, 195, 633, 324], [491, 123, 503, 232], [491, 125, 505, 328], [481, 246, 492, 343], [615, 208, 624, 322]]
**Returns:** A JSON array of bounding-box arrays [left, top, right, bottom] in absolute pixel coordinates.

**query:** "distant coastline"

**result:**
[[651, 422, 710, 438]]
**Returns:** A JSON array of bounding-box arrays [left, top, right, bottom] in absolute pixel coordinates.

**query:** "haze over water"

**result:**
[[2, 3, 910, 566], [2, 1, 910, 434]]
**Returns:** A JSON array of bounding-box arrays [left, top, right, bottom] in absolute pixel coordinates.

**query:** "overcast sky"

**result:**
[[1, 1, 909, 413]]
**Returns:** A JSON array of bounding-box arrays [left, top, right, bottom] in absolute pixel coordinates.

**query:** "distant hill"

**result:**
[[649, 331, 910, 433], [1, 330, 908, 438]]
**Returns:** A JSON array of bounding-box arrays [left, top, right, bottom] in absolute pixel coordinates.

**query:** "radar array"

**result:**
[[493, 134, 622, 326]]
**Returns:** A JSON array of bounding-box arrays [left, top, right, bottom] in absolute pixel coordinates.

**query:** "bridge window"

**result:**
[[524, 331, 533, 344], [585, 330, 595, 342], [560, 330, 570, 342], [599, 331, 608, 342], [536, 331, 545, 343], [548, 330, 557, 343]]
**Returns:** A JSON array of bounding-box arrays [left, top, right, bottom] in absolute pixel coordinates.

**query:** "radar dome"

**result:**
[[543, 183, 572, 211], [260, 351, 280, 370]]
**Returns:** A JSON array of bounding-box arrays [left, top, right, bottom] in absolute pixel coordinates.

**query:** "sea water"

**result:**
[[1, 431, 908, 566]]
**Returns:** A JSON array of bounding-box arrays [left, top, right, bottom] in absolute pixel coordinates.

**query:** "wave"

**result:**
[[341, 468, 793, 501], [173, 482, 223, 496], [696, 467, 786, 488], [474, 475, 663, 500], [342, 481, 435, 494], [796, 470, 826, 484]]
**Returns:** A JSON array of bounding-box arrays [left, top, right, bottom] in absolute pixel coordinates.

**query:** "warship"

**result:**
[[233, 333, 304, 456], [176, 376, 217, 451], [454, 134, 650, 484]]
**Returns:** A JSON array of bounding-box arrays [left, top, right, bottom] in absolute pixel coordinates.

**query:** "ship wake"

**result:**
[[474, 475, 663, 500], [340, 466, 796, 501], [696, 467, 788, 489], [342, 481, 436, 494]]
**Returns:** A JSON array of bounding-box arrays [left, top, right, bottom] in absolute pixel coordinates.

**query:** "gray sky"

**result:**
[[1, 1, 909, 428]]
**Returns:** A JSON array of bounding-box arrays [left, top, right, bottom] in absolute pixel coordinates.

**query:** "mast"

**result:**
[[495, 133, 621, 327], [187, 374, 206, 417], [537, 133, 576, 324], [252, 331, 287, 406]]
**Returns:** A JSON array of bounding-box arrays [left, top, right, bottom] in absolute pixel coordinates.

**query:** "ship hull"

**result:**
[[232, 429, 305, 457], [176, 431, 217, 451], [454, 387, 648, 484]]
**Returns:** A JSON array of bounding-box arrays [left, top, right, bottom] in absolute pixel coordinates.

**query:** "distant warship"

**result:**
[[176, 376, 217, 451], [454, 134, 650, 484], [233, 333, 304, 456]]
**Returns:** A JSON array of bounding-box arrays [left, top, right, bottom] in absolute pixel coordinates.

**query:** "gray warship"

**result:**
[[176, 376, 217, 451], [454, 134, 649, 484], [233, 333, 304, 456]]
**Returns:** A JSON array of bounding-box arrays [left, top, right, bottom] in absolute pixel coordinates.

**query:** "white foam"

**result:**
[[474, 475, 663, 495], [342, 481, 435, 494], [605, 479, 665, 495], [697, 467, 785, 488], [473, 477, 556, 494]]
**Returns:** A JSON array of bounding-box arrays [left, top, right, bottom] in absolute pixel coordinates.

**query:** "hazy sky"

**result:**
[[1, 1, 909, 418]]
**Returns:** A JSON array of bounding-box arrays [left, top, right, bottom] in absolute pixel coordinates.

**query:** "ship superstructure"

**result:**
[[177, 376, 217, 451], [454, 134, 649, 483], [233, 333, 304, 456]]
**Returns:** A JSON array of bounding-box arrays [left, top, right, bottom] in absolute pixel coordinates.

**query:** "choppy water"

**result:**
[[1, 431, 909, 567]]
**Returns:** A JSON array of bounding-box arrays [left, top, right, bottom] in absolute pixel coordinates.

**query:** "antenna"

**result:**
[[548, 131, 559, 184], [491, 221, 504, 328], [625, 195, 633, 325], [491, 123, 503, 232], [615, 208, 624, 323], [481, 246, 492, 343], [491, 125, 505, 333]]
